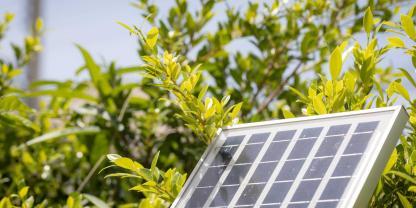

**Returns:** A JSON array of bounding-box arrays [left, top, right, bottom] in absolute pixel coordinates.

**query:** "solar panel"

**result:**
[[171, 106, 408, 208]]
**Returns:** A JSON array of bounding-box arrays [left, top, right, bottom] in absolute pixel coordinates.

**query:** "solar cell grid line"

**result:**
[[184, 134, 250, 208], [208, 133, 272, 207], [308, 122, 360, 207], [226, 131, 276, 207], [253, 129, 304, 207], [201, 133, 265, 208], [279, 126, 329, 207], [337, 123, 384, 207]]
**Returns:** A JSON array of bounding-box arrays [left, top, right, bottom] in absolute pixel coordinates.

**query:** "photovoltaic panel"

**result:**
[[172, 106, 408, 208]]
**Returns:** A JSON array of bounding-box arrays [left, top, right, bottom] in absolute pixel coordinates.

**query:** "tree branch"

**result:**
[[256, 62, 302, 113]]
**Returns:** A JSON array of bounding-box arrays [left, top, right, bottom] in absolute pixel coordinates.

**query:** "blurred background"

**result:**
[[1, 0, 414, 95]]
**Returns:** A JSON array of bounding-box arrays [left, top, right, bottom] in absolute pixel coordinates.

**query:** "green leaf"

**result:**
[[363, 7, 374, 34], [397, 192, 412, 208], [83, 194, 109, 208], [104, 173, 141, 179], [312, 96, 327, 114], [21, 126, 100, 147], [394, 82, 411, 101], [106, 154, 121, 162], [329, 47, 342, 80], [387, 37, 405, 48], [408, 186, 416, 193], [401, 14, 416, 40], [76, 45, 101, 84], [230, 102, 243, 119], [0, 96, 33, 114], [388, 170, 416, 184], [146, 27, 159, 49], [399, 68, 416, 88], [114, 157, 143, 171], [282, 109, 295, 118], [0, 112, 40, 132], [25, 89, 97, 103], [151, 151, 160, 171], [117, 21, 139, 36], [67, 196, 74, 208], [18, 186, 29, 199], [383, 149, 397, 174]]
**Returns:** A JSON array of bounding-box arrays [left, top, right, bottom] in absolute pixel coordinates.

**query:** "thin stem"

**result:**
[[76, 155, 106, 193], [256, 61, 302, 113]]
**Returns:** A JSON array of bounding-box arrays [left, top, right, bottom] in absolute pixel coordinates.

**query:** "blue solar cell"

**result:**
[[304, 157, 333, 179], [355, 121, 379, 133], [276, 160, 305, 181], [320, 178, 350, 200], [291, 179, 321, 202], [250, 162, 278, 183], [287, 203, 309, 208], [223, 164, 251, 185], [248, 132, 271, 144], [316, 136, 343, 157], [288, 138, 317, 159], [210, 185, 239, 207], [327, 124, 351, 135], [198, 166, 226, 187], [316, 201, 339, 208], [237, 184, 266, 205], [184, 187, 213, 208], [332, 155, 362, 177], [223, 135, 245, 146], [299, 127, 323, 138], [263, 182, 293, 204], [343, 132, 373, 154], [236, 143, 265, 164], [273, 130, 297, 141]]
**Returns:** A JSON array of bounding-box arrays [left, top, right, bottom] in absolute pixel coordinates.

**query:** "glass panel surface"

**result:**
[[276, 160, 305, 181], [236, 143, 265, 164], [248, 132, 271, 144], [237, 184, 266, 205], [210, 185, 239, 207], [288, 139, 317, 159], [198, 166, 226, 187], [262, 141, 289, 162]]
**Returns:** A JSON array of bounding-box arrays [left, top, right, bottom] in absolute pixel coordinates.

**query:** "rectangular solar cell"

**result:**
[[173, 106, 408, 208]]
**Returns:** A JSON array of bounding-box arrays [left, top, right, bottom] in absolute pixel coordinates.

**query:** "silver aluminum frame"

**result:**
[[170, 106, 408, 208]]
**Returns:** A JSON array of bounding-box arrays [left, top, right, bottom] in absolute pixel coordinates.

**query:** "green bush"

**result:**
[[0, 0, 416, 207]]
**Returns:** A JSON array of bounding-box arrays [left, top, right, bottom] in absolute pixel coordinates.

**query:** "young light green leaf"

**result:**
[[401, 14, 416, 40], [146, 27, 159, 49], [67, 196, 74, 208], [329, 47, 342, 80], [399, 68, 416, 88], [230, 102, 243, 119], [394, 82, 411, 101], [409, 186, 416, 193], [363, 7, 374, 34], [18, 186, 29, 199], [397, 192, 412, 208], [21, 126, 100, 147], [387, 37, 405, 48], [151, 151, 160, 171], [389, 170, 416, 184], [282, 109, 295, 118], [312, 96, 327, 114]]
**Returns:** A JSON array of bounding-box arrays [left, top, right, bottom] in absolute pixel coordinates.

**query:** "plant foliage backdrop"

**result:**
[[0, 0, 416, 207]]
